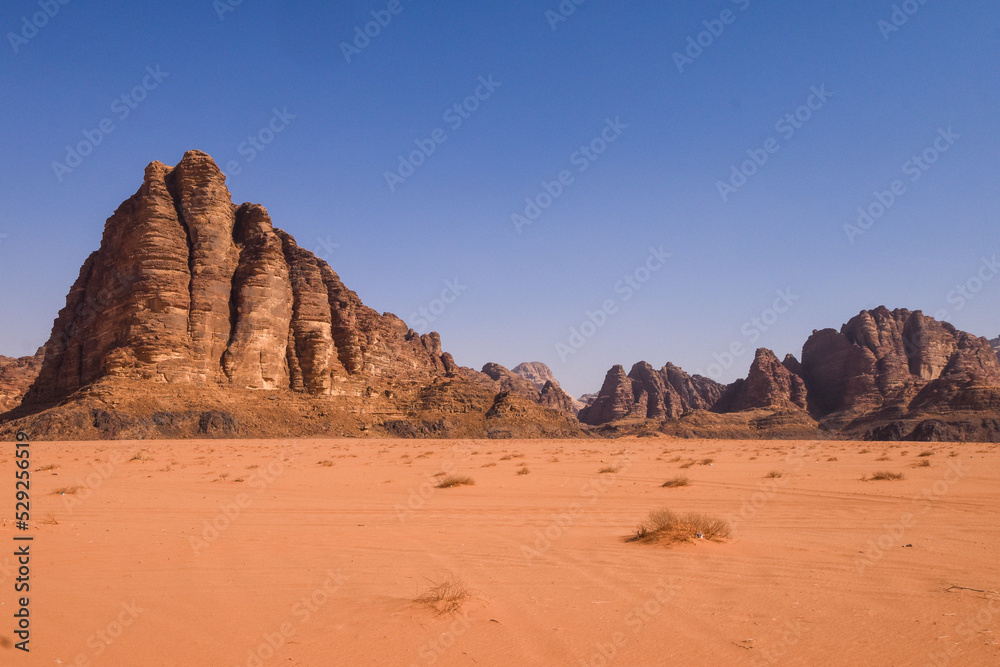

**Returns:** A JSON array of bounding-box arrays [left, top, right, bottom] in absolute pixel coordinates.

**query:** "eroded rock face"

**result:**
[[511, 361, 583, 413], [578, 362, 724, 425], [714, 348, 807, 412], [800, 307, 1000, 417], [481, 362, 578, 415], [0, 349, 43, 413], [991, 337, 999, 356], [22, 151, 452, 408]]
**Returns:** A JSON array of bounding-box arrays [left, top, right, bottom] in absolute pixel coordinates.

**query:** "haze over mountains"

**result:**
[[1, 152, 998, 442]]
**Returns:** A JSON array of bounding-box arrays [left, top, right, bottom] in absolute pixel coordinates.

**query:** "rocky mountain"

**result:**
[[1, 151, 581, 440], [0, 349, 43, 413], [482, 362, 579, 415], [992, 337, 999, 356], [580, 308, 1000, 441], [511, 361, 584, 413], [578, 362, 724, 425], [713, 348, 807, 413]]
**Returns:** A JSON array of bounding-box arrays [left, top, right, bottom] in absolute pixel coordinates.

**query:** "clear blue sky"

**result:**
[[1, 0, 997, 397]]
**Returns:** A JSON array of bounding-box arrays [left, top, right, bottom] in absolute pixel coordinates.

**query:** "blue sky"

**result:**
[[1, 0, 998, 397]]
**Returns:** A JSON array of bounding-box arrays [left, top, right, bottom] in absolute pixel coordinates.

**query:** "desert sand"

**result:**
[[2, 437, 998, 666]]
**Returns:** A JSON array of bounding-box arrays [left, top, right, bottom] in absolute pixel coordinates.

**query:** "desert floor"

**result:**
[[1, 436, 998, 666]]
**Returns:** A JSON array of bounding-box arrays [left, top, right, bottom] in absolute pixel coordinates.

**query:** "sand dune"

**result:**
[[2, 437, 998, 666]]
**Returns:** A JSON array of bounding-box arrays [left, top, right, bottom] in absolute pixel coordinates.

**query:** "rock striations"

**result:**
[[1, 152, 997, 441], [3, 151, 579, 440], [580, 308, 1000, 441]]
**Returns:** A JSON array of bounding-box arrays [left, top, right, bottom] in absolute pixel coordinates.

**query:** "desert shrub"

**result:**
[[628, 508, 731, 544]]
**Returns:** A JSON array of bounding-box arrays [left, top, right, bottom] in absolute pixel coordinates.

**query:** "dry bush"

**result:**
[[699, 458, 714, 466], [516, 467, 530, 476], [679, 460, 695, 469], [827, 457, 838, 462], [876, 455, 891, 461], [52, 486, 81, 495], [436, 475, 475, 488], [918, 450, 934, 457], [914, 459, 931, 468], [628, 508, 731, 544], [481, 462, 497, 468], [35, 464, 58, 472], [869, 471, 905, 481], [318, 460, 334, 467], [414, 577, 473, 615], [765, 470, 783, 479], [598, 466, 620, 474], [661, 476, 689, 488], [129, 450, 151, 462]]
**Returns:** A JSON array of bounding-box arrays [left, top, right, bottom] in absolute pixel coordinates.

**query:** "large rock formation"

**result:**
[[3, 151, 581, 440], [511, 361, 584, 413], [800, 307, 1000, 420], [578, 362, 724, 425], [713, 348, 807, 412], [481, 362, 579, 415], [0, 349, 43, 413], [21, 151, 454, 409]]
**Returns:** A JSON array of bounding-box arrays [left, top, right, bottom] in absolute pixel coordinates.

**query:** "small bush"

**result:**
[[629, 508, 731, 544], [130, 450, 151, 462], [869, 471, 905, 481], [598, 466, 620, 474], [914, 459, 931, 467], [699, 458, 714, 466], [661, 476, 689, 488], [52, 486, 81, 495], [765, 470, 783, 479], [436, 475, 475, 488], [918, 450, 934, 457], [679, 461, 695, 469], [318, 460, 334, 467], [414, 577, 472, 615], [516, 467, 530, 476]]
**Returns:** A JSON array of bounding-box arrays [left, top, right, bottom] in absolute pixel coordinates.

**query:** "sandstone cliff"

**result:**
[[3, 151, 580, 440], [0, 349, 43, 414], [713, 348, 807, 413], [578, 362, 724, 425]]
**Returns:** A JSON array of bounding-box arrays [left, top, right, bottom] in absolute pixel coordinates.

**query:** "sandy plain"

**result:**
[[1, 436, 998, 666]]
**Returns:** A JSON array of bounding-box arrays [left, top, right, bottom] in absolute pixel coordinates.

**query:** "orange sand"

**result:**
[[2, 437, 998, 666]]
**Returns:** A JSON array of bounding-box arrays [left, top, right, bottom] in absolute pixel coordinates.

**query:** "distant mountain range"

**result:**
[[2, 151, 998, 442]]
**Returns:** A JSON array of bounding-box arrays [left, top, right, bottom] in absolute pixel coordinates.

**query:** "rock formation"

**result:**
[[992, 337, 999, 356], [0, 349, 43, 413], [482, 362, 579, 415], [21, 151, 454, 409], [3, 151, 580, 440], [578, 362, 723, 425], [713, 348, 807, 412], [800, 307, 1000, 419], [511, 361, 584, 413]]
